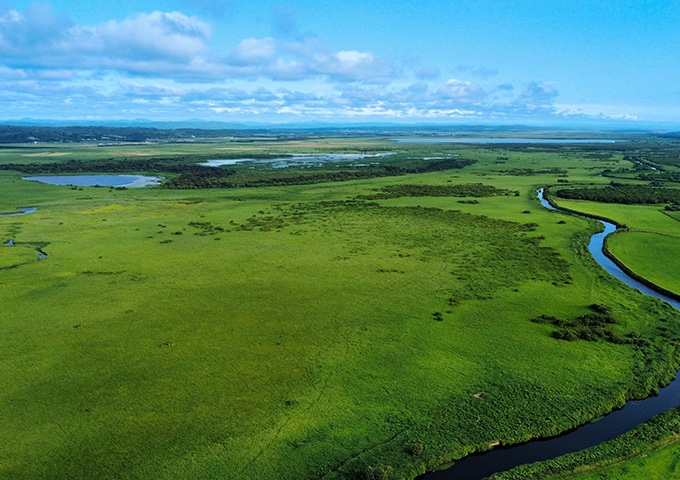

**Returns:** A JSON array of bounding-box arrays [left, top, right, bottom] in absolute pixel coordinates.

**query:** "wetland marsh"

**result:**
[[2, 131, 680, 480], [422, 189, 680, 480]]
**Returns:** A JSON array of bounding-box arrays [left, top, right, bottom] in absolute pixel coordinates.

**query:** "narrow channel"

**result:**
[[422, 188, 680, 480], [0, 207, 37, 216]]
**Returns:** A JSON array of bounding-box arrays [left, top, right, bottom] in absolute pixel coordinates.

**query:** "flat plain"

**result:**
[[2, 134, 680, 479]]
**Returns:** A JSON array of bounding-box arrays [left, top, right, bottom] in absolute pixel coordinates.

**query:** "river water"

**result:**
[[422, 188, 680, 479], [0, 207, 37, 216]]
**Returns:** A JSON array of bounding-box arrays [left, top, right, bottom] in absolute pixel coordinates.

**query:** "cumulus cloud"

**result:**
[[0, 7, 213, 78], [0, 5, 401, 84], [310, 50, 395, 83], [0, 73, 568, 122], [0, 2, 71, 54], [118, 82, 186, 97], [0, 5, 585, 122], [513, 82, 558, 108], [81, 11, 211, 60], [230, 37, 277, 66], [438, 79, 491, 103], [264, 59, 306, 81]]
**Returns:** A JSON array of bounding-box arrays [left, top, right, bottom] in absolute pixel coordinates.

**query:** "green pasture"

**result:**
[[554, 199, 680, 296], [495, 404, 680, 480], [573, 443, 680, 480], [2, 138, 680, 479]]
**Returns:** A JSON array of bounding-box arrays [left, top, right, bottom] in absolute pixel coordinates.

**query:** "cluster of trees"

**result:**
[[625, 153, 680, 168], [0, 157, 235, 177], [498, 167, 567, 176], [160, 158, 476, 189], [556, 182, 680, 204], [531, 304, 623, 343], [360, 183, 517, 200], [638, 172, 680, 183], [162, 169, 385, 189], [0, 150, 476, 189]]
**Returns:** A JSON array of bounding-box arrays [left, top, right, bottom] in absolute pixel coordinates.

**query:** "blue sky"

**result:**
[[1, 0, 679, 125]]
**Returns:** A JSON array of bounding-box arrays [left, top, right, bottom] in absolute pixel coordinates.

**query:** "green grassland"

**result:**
[[553, 199, 680, 296], [494, 404, 680, 480], [2, 137, 680, 479]]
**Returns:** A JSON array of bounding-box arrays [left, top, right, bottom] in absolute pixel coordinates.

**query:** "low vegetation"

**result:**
[[1, 132, 680, 480], [556, 182, 680, 204], [359, 183, 517, 199], [496, 406, 680, 480], [532, 304, 623, 343]]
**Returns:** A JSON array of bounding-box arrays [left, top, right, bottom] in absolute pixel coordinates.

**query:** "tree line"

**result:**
[[555, 182, 680, 204]]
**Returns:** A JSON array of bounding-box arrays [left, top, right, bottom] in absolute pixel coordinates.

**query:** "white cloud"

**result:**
[[265, 59, 306, 80], [70, 11, 211, 65], [4, 5, 638, 123], [0, 5, 401, 85], [230, 37, 277, 65], [555, 104, 642, 121], [0, 3, 71, 54], [513, 82, 558, 108], [118, 82, 186, 97], [438, 79, 490, 103], [309, 50, 395, 83], [0, 9, 211, 62]]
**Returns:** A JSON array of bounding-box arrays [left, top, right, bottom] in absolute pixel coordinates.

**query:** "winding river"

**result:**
[[422, 188, 680, 480]]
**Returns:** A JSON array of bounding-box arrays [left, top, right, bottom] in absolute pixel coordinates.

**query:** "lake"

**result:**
[[22, 175, 163, 187]]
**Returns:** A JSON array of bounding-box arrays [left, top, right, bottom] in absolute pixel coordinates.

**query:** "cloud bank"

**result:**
[[0, 3, 576, 122]]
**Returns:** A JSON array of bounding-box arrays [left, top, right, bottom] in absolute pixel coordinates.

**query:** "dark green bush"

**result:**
[[363, 464, 394, 480]]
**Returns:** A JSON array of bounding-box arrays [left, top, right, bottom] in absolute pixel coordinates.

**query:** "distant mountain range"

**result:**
[[1, 117, 670, 131], [0, 119, 672, 144]]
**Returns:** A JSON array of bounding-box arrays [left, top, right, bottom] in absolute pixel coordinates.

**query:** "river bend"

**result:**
[[421, 188, 680, 480]]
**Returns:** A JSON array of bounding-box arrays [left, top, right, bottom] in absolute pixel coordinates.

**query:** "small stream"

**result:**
[[0, 207, 37, 216], [1, 207, 45, 258], [422, 188, 680, 480]]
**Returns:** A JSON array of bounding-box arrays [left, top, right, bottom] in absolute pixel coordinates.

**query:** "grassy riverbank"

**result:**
[[554, 199, 680, 296], [495, 406, 680, 480], [2, 136, 680, 479]]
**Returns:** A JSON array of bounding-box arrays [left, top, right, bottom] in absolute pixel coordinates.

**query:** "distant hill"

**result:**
[[0, 125, 279, 143], [0, 122, 659, 144]]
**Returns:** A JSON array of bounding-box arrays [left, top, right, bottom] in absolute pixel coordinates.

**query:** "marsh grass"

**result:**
[[1, 138, 680, 479]]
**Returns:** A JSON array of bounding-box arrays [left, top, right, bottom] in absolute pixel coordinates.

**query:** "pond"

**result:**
[[22, 175, 162, 187], [391, 138, 623, 144], [199, 152, 395, 168]]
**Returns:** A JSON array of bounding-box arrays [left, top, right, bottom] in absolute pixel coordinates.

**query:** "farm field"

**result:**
[[2, 134, 680, 479]]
